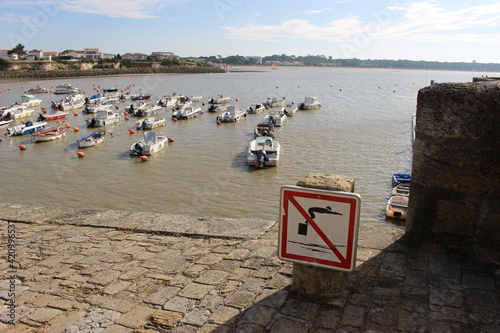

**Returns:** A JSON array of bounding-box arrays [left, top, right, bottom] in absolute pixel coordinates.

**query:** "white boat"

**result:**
[[283, 103, 298, 117], [0, 119, 13, 127], [247, 103, 266, 114], [130, 131, 170, 156], [172, 104, 202, 120], [135, 117, 167, 130], [173, 100, 191, 111], [216, 105, 246, 123], [264, 97, 286, 108], [188, 95, 203, 102], [2, 105, 35, 120], [392, 184, 410, 197], [53, 84, 81, 95], [132, 104, 161, 117], [77, 129, 106, 148], [86, 107, 120, 128], [208, 94, 231, 104], [52, 93, 85, 111], [32, 126, 67, 142], [264, 110, 287, 127], [385, 196, 408, 220], [83, 103, 115, 115], [246, 136, 281, 168], [21, 95, 42, 108], [157, 96, 176, 108], [6, 121, 48, 136], [124, 102, 147, 114], [207, 104, 229, 113], [298, 96, 321, 110]]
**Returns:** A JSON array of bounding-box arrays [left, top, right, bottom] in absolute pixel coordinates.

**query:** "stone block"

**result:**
[[115, 305, 156, 329]]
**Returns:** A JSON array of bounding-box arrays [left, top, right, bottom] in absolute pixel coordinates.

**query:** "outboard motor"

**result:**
[[133, 142, 143, 156], [256, 149, 268, 168]]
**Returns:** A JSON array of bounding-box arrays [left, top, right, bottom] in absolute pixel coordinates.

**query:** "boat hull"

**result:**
[[385, 196, 408, 220], [77, 130, 106, 148], [33, 129, 66, 142]]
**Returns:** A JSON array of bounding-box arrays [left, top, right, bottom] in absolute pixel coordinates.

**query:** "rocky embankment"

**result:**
[[0, 66, 226, 79]]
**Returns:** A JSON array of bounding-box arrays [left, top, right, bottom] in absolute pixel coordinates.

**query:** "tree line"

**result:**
[[200, 54, 500, 72]]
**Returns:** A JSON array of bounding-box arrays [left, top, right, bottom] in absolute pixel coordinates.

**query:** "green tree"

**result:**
[[8, 43, 27, 59]]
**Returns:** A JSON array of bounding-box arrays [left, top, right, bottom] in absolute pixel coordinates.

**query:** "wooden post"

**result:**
[[292, 173, 355, 306]]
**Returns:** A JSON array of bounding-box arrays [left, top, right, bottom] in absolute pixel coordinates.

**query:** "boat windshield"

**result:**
[[144, 131, 157, 143]]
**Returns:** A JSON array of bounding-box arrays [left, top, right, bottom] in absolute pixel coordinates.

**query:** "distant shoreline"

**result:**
[[228, 65, 500, 74]]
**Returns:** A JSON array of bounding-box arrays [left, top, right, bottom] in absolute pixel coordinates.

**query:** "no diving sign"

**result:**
[[278, 186, 361, 272]]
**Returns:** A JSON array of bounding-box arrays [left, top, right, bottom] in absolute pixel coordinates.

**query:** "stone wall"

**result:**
[[405, 80, 500, 263], [0, 66, 226, 79]]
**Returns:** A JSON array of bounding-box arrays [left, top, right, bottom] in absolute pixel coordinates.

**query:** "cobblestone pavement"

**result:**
[[0, 205, 498, 332]]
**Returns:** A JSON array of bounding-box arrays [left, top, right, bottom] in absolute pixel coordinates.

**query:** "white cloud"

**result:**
[[301, 10, 324, 15], [221, 17, 365, 42], [0, 13, 33, 23], [59, 0, 186, 19], [221, 1, 500, 46]]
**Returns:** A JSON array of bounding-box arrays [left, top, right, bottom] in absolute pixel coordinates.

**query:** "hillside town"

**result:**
[[1, 45, 499, 72]]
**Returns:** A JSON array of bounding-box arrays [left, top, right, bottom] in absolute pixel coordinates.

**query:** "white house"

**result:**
[[84, 48, 103, 59], [122, 53, 148, 60], [0, 49, 17, 60]]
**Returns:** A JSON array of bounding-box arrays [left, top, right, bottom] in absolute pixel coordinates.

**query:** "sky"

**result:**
[[0, 0, 499, 63]]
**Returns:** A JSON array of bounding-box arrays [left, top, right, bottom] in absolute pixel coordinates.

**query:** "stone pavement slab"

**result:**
[[0, 204, 498, 332]]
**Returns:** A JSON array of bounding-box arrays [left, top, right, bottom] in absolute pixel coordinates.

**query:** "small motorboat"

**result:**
[[298, 96, 321, 110], [135, 117, 167, 130], [27, 86, 48, 94], [264, 97, 286, 108], [247, 103, 266, 114], [264, 110, 287, 127], [32, 126, 67, 142], [172, 104, 202, 120], [246, 136, 281, 168], [254, 121, 276, 138], [125, 102, 148, 114], [216, 105, 246, 123], [37, 111, 68, 121], [51, 93, 85, 111], [385, 196, 409, 220], [20, 94, 43, 108], [86, 107, 120, 128], [283, 103, 298, 116], [392, 173, 411, 186], [131, 93, 152, 101], [132, 104, 161, 118], [1, 105, 34, 120], [188, 95, 203, 102], [392, 184, 410, 197], [130, 131, 170, 156], [208, 94, 231, 104], [207, 104, 229, 113], [6, 121, 48, 136], [0, 119, 13, 127], [77, 129, 106, 148]]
